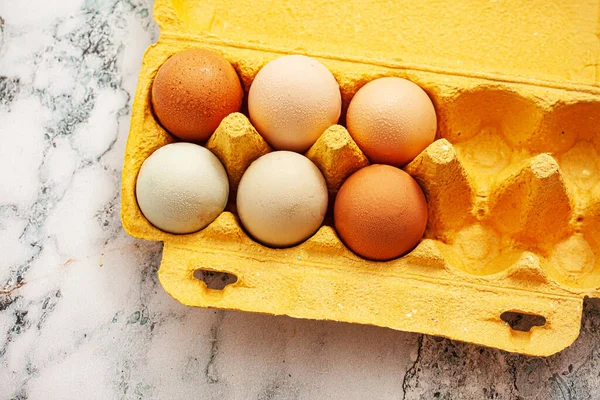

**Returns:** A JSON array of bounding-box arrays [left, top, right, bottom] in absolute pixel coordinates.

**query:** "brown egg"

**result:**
[[152, 48, 243, 142], [334, 165, 428, 260], [346, 77, 437, 166]]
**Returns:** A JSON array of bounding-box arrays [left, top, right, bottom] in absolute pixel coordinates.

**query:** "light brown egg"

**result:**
[[346, 77, 437, 166], [334, 164, 428, 260], [236, 151, 328, 247], [152, 48, 243, 142], [248, 55, 341, 152]]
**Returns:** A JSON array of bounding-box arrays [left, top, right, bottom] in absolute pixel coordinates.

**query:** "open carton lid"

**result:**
[[155, 0, 600, 91]]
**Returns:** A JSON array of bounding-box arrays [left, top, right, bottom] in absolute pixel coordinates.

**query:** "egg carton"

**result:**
[[121, 0, 600, 355]]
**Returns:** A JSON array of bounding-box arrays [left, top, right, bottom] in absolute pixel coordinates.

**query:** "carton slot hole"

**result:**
[[500, 311, 546, 332], [193, 269, 238, 290]]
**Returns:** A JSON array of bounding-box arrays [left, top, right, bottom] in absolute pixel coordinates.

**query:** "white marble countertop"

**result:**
[[1, 1, 599, 399]]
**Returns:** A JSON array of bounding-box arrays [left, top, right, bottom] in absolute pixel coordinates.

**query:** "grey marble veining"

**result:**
[[1, 1, 599, 399]]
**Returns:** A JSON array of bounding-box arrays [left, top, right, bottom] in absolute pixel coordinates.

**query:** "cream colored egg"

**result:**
[[136, 142, 229, 234], [248, 55, 342, 152], [237, 151, 328, 247]]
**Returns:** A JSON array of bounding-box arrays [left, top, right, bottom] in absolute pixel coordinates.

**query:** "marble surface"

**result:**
[[1, 1, 600, 399]]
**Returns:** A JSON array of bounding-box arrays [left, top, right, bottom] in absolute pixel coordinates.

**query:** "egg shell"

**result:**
[[135, 142, 229, 234], [346, 77, 437, 166], [248, 55, 342, 152], [151, 48, 243, 142], [334, 164, 428, 260], [236, 151, 329, 247]]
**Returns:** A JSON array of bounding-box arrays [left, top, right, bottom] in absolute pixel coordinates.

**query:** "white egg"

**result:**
[[248, 55, 342, 152], [237, 151, 328, 247], [136, 142, 229, 234]]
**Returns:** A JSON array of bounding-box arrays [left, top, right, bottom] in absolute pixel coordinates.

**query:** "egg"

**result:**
[[346, 77, 437, 166], [136, 142, 229, 234], [237, 151, 328, 247], [152, 48, 243, 142], [334, 164, 428, 260], [248, 55, 342, 152]]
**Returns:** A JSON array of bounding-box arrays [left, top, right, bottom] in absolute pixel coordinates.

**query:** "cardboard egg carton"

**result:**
[[121, 0, 600, 355]]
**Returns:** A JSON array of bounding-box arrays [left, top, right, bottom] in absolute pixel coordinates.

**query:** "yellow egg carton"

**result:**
[[121, 0, 600, 355]]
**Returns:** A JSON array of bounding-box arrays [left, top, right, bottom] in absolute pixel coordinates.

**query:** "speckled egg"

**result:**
[[152, 48, 243, 142]]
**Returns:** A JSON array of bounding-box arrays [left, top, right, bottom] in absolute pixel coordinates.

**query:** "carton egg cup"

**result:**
[[121, 0, 600, 356]]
